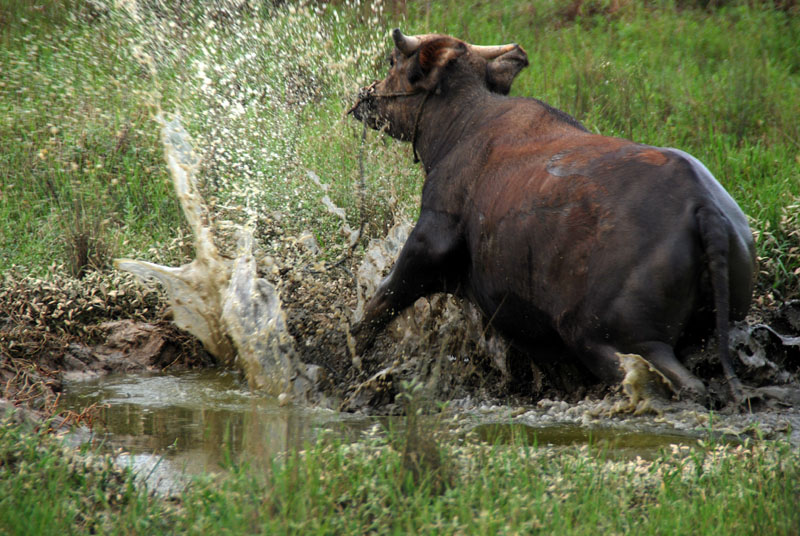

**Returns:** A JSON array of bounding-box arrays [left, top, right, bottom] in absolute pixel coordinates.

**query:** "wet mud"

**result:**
[[0, 269, 211, 420]]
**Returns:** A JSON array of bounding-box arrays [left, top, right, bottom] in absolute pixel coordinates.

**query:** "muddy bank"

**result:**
[[0, 269, 211, 420]]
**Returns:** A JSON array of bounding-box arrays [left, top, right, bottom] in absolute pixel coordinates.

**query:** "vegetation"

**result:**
[[1, 413, 799, 535]]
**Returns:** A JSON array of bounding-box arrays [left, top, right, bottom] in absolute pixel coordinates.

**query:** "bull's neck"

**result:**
[[413, 88, 492, 172], [412, 89, 584, 172]]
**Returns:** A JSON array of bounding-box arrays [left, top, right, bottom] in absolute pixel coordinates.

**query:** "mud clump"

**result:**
[[0, 268, 212, 416]]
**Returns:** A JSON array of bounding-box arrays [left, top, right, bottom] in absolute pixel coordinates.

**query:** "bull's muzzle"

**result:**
[[346, 81, 379, 121]]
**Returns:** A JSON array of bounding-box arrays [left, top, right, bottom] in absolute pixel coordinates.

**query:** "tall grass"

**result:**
[[1, 0, 798, 294], [0, 0, 187, 275]]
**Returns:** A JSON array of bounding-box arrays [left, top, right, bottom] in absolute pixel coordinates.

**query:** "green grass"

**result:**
[[2, 414, 798, 535], [0, 415, 169, 534], [0, 1, 188, 275], [1, 0, 798, 293]]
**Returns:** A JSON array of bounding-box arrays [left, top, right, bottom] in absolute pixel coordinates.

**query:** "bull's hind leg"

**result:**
[[576, 341, 707, 403], [632, 341, 707, 402]]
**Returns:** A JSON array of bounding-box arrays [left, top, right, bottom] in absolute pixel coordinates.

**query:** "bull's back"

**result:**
[[462, 135, 754, 343]]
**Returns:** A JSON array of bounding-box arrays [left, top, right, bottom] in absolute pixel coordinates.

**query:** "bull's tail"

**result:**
[[696, 206, 743, 401]]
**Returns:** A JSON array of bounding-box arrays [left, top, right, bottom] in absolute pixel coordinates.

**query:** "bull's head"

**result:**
[[349, 29, 529, 143]]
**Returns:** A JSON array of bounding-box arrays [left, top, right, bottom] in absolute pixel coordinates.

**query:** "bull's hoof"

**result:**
[[676, 386, 710, 407], [672, 376, 710, 406]]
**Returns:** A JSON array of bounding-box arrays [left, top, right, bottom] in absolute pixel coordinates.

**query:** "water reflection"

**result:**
[[60, 370, 373, 478], [469, 422, 707, 461]]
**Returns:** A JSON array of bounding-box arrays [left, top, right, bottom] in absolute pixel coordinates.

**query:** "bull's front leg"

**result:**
[[353, 209, 463, 354]]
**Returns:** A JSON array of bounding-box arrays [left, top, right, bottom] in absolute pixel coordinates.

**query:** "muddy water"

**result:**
[[59, 372, 717, 494], [59, 370, 373, 493], [469, 423, 707, 461]]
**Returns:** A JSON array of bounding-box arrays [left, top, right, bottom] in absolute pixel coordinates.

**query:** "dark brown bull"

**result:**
[[349, 29, 756, 402]]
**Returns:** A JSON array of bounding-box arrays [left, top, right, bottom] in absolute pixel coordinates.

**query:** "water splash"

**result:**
[[353, 220, 413, 323], [116, 116, 323, 402], [116, 116, 234, 363], [111, 0, 395, 237], [108, 1, 516, 408], [307, 170, 362, 249], [103, 0, 402, 404]]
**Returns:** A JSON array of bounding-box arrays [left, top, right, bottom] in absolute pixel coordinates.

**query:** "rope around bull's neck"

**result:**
[[410, 91, 430, 164], [372, 88, 430, 164]]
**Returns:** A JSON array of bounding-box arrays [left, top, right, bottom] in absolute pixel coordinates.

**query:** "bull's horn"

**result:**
[[468, 43, 518, 60], [392, 28, 421, 56]]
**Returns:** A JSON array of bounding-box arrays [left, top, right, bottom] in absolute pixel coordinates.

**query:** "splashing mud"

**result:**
[[116, 116, 323, 403], [117, 117, 234, 363], [353, 220, 412, 323]]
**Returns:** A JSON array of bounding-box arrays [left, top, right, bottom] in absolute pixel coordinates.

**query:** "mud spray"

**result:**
[[115, 116, 318, 402], [105, 0, 516, 410], [109, 0, 395, 405]]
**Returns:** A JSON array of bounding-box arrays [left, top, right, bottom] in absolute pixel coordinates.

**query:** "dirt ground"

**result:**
[[0, 269, 212, 424]]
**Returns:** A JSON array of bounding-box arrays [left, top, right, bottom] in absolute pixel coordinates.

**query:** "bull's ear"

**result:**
[[408, 37, 467, 92], [485, 45, 529, 95]]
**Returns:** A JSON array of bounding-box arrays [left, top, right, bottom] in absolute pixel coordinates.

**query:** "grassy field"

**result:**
[[1, 0, 799, 294], [2, 413, 799, 535]]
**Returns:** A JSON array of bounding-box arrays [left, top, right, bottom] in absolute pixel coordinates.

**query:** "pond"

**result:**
[[58, 369, 716, 495]]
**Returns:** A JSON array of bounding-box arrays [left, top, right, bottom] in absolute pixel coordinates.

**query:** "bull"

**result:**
[[348, 29, 756, 403]]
